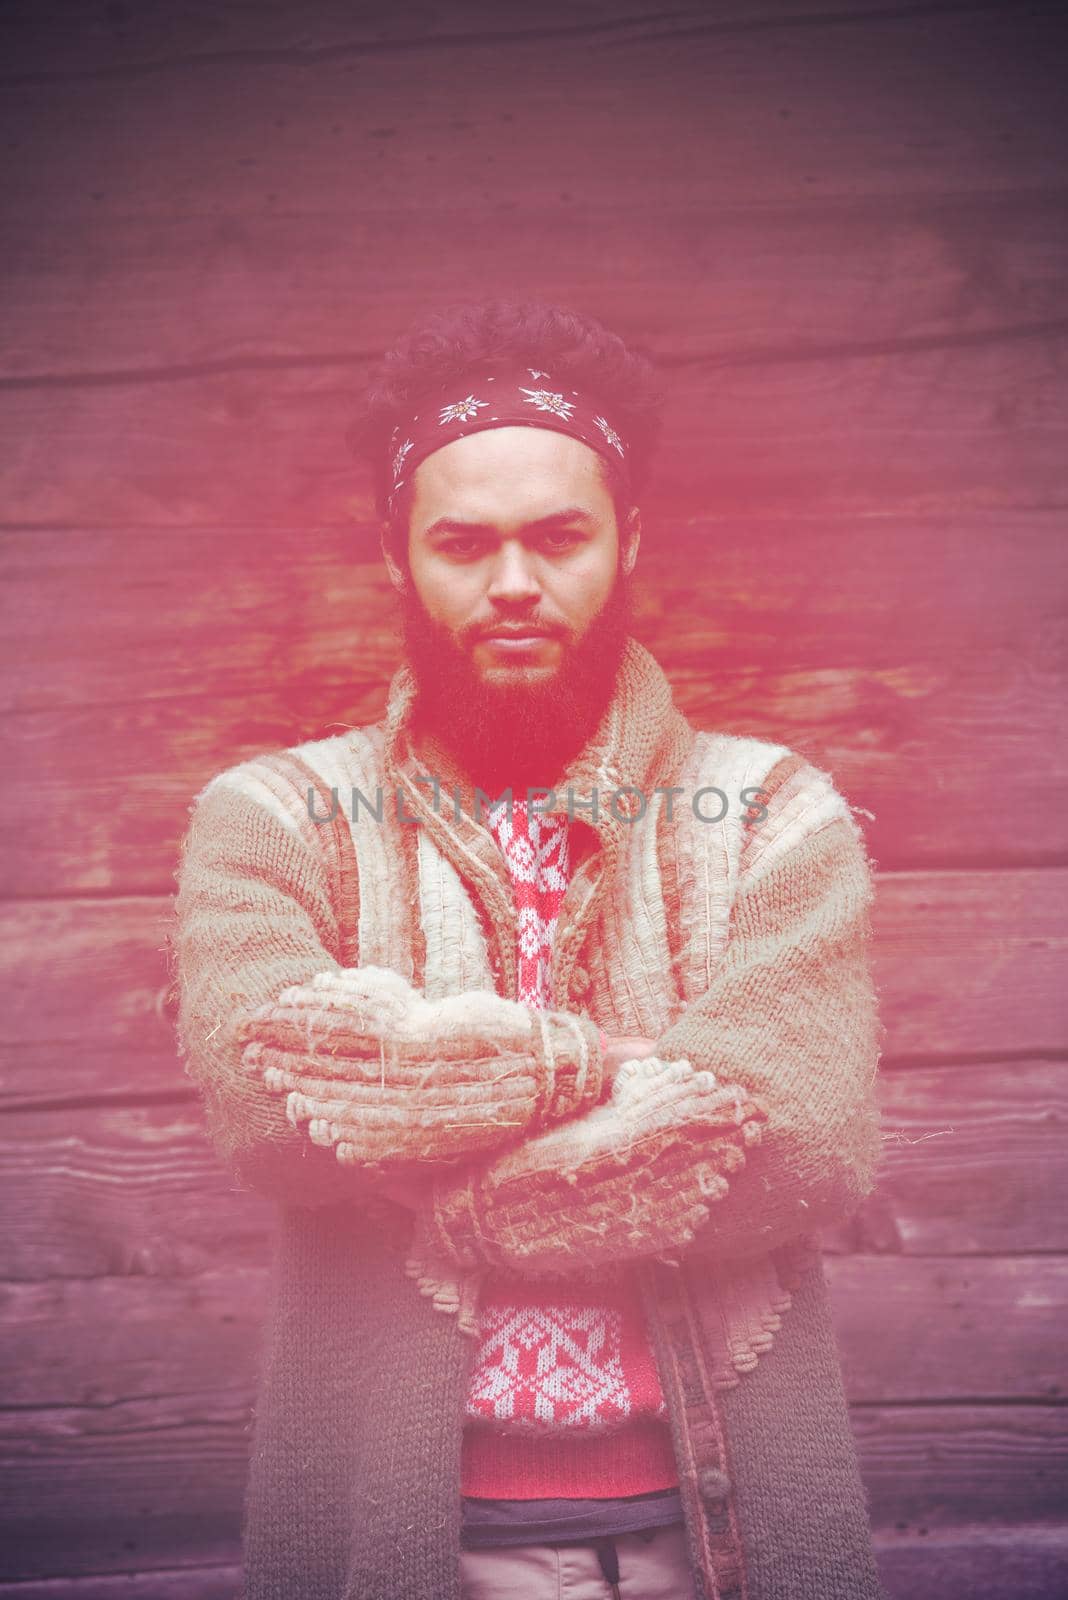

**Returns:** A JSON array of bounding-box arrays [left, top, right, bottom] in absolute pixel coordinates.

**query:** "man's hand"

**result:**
[[599, 1034, 659, 1097], [236, 965, 603, 1167], [381, 1038, 656, 1211], [428, 1056, 768, 1275]]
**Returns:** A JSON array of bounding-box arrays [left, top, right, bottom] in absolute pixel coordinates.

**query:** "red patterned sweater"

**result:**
[[460, 798, 679, 1498]]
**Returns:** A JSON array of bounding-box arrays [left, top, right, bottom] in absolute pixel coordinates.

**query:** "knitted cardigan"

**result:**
[[171, 637, 890, 1600]]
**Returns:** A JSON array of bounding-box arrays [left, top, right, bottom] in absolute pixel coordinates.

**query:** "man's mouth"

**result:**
[[475, 627, 562, 659], [478, 625, 558, 639], [470, 627, 562, 665], [473, 624, 559, 649]]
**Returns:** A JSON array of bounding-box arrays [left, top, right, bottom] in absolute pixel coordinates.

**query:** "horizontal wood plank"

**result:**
[[825, 1255, 1066, 1404], [0, 1270, 266, 1410], [0, 1377, 1062, 1578], [4, 1523, 1061, 1600], [867, 869, 1067, 1061], [4, 196, 1065, 381], [3, 0, 1064, 1587], [3, 331, 1065, 528], [0, 1, 956, 84], [0, 1570, 241, 1599], [0, 874, 1063, 1109], [0, 1398, 248, 1582], [828, 1060, 1068, 1258], [872, 1525, 1068, 1600], [0, 1104, 270, 1281], [2, 512, 1064, 888], [855, 1405, 1068, 1528], [3, 7, 1064, 223], [2, 1061, 1064, 1283], [2, 1529, 1065, 1600], [0, 1257, 1061, 1411]]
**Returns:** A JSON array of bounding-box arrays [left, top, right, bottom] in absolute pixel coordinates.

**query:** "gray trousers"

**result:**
[[459, 1522, 697, 1598]]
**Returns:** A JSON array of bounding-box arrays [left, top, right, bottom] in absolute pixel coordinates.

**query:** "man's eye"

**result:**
[[540, 528, 580, 549], [443, 537, 484, 557]]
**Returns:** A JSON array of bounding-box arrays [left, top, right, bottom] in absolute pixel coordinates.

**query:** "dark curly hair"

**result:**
[[349, 297, 664, 559]]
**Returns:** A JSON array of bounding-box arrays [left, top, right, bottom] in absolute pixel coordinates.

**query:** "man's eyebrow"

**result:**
[[423, 507, 596, 539]]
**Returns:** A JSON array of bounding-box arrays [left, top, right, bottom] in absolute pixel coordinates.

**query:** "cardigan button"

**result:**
[[697, 1466, 732, 1506]]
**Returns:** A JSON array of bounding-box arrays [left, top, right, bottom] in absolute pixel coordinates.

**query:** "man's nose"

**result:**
[[485, 542, 542, 605]]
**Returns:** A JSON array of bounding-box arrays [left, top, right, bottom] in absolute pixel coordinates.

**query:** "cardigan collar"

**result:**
[[377, 635, 696, 1003]]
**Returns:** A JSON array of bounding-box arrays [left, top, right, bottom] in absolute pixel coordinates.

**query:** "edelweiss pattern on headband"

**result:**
[[386, 367, 631, 518]]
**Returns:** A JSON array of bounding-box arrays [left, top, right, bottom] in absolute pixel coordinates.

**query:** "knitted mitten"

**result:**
[[237, 965, 604, 1168], [423, 1055, 768, 1278], [402, 1218, 488, 1340]]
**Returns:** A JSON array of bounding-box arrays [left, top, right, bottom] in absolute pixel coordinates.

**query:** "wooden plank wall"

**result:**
[[2, 2, 1066, 1594]]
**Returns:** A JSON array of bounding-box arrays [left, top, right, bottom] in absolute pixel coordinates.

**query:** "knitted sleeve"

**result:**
[[172, 771, 604, 1203], [654, 803, 885, 1264], [172, 772, 362, 1206], [425, 801, 885, 1274]]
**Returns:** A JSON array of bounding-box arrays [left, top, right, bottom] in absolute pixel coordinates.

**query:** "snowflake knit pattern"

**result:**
[[462, 798, 677, 1498], [483, 794, 569, 1009]]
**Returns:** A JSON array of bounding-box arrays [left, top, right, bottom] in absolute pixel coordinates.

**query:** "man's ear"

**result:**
[[380, 527, 409, 594], [621, 506, 642, 577]]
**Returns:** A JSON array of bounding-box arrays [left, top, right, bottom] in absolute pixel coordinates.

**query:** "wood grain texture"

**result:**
[[4, 1259, 1059, 1413], [4, 195, 1065, 380], [824, 1256, 1066, 1404], [3, 7, 1064, 219], [2, 512, 1064, 891], [0, 1571, 242, 1599], [3, 642, 1065, 884], [0, 2, 969, 84], [0, 1265, 1064, 1580], [2, 1060, 1064, 1284], [3, 870, 1062, 1109], [829, 1060, 1068, 1257], [871, 1527, 1068, 1600], [854, 1405, 1068, 1526], [2, 0, 1065, 1592], [3, 332, 1066, 528], [10, 1538, 1068, 1600]]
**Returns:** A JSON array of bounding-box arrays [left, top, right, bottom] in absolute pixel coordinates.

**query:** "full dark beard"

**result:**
[[399, 570, 634, 795]]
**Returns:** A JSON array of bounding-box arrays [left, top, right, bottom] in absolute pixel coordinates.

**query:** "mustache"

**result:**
[[399, 567, 633, 660]]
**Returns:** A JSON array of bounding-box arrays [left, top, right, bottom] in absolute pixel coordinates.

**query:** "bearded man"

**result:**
[[173, 298, 889, 1600]]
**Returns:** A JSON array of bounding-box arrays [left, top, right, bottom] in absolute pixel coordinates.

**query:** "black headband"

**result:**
[[387, 364, 632, 519]]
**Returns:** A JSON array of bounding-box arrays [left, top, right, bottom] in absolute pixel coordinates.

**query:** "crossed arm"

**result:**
[[419, 808, 885, 1275], [172, 773, 613, 1206], [174, 767, 883, 1274]]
